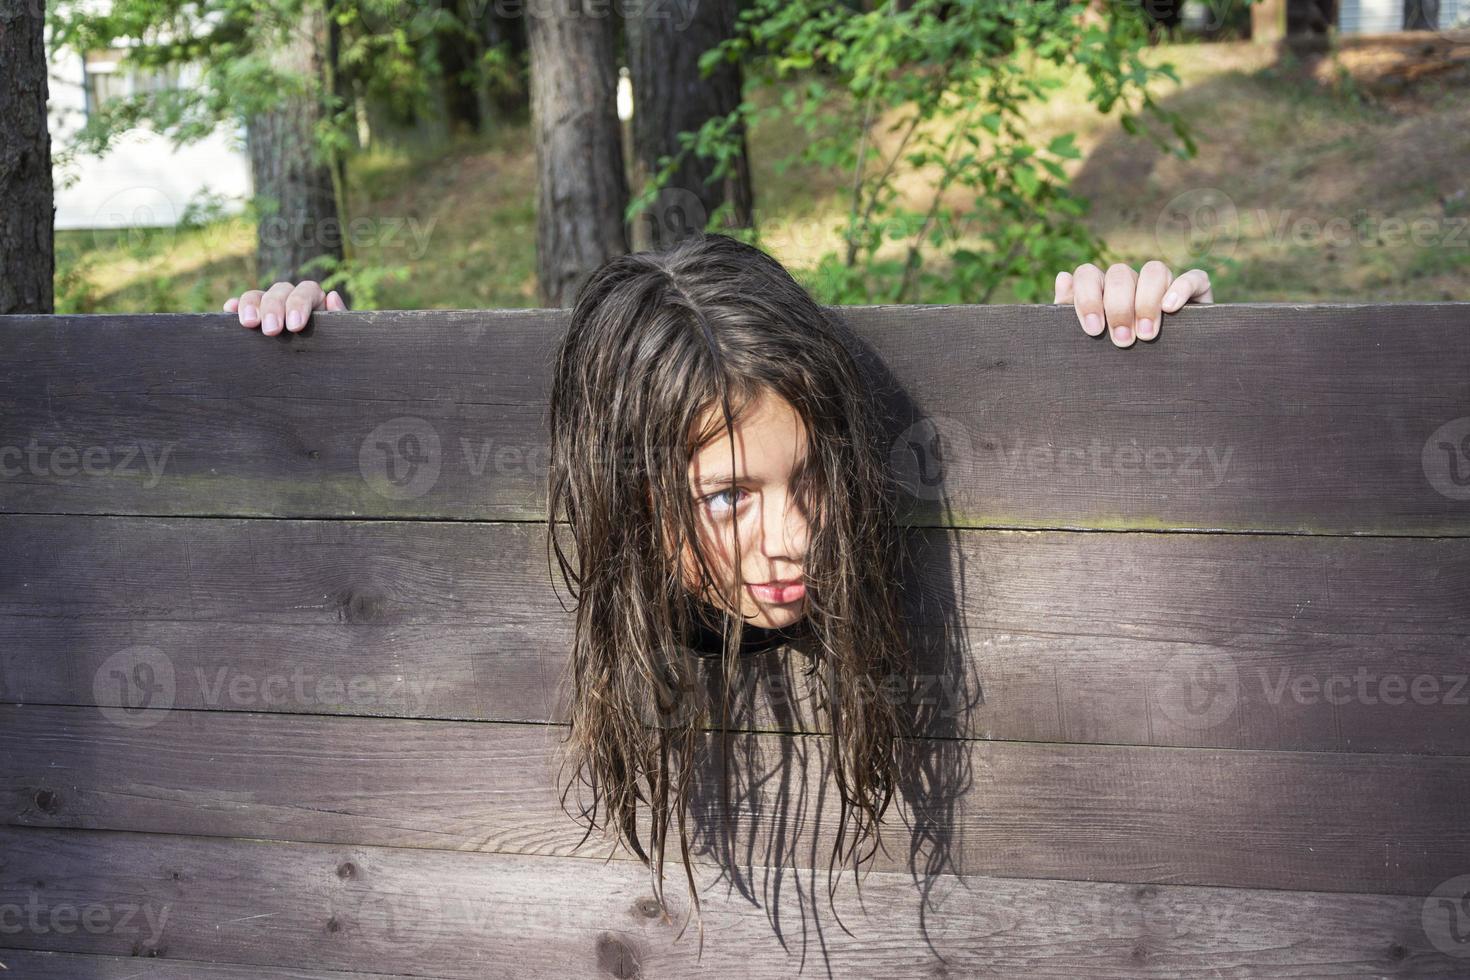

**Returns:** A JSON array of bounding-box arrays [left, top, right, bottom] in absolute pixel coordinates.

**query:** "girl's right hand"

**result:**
[[223, 280, 348, 336]]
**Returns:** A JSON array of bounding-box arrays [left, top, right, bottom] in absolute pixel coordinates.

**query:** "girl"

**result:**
[[222, 239, 1213, 950]]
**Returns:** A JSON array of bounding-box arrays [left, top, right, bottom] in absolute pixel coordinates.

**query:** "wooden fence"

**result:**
[[2, 302, 1469, 977]]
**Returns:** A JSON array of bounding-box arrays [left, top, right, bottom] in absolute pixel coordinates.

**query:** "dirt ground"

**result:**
[[1300, 31, 1470, 110]]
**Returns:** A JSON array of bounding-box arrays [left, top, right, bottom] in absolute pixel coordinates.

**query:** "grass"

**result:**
[[55, 36, 1470, 313]]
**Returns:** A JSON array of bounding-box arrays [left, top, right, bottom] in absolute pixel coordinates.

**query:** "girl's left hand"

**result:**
[[1054, 261, 1213, 348]]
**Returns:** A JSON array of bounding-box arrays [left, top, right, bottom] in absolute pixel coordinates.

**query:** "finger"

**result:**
[[283, 280, 325, 333], [258, 281, 296, 337], [237, 289, 266, 329], [1162, 269, 1213, 311], [1054, 271, 1074, 305], [325, 290, 348, 312], [1134, 260, 1172, 341], [223, 297, 239, 313], [1103, 263, 1139, 348], [1071, 263, 1105, 337]]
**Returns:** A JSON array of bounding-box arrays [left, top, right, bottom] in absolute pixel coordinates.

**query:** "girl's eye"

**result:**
[[701, 488, 746, 517]]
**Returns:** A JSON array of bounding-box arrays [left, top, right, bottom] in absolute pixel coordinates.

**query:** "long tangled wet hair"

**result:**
[[547, 232, 910, 953]]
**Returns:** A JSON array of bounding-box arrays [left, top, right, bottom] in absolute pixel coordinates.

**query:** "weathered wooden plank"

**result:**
[[2, 304, 1468, 532], [5, 704, 1467, 896], [4, 514, 1467, 752], [0, 948, 460, 980], [0, 826, 1462, 977]]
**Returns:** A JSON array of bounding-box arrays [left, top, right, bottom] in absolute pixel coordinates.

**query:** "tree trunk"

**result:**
[[246, 0, 348, 302], [526, 0, 629, 307], [0, 0, 55, 314], [626, 0, 753, 251]]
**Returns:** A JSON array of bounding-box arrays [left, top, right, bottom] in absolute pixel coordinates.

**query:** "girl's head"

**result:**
[[548, 233, 906, 945], [549, 233, 895, 636]]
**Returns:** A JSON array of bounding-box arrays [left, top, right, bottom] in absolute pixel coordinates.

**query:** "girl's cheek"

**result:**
[[697, 513, 742, 570]]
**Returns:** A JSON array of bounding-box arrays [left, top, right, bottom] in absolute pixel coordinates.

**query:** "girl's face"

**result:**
[[683, 389, 811, 629]]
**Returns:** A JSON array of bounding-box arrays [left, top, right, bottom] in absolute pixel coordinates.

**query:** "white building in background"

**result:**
[[1178, 0, 1465, 36], [1339, 0, 1466, 34], [47, 20, 252, 231]]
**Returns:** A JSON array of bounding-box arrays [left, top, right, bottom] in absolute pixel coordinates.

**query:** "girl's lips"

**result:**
[[746, 581, 806, 605]]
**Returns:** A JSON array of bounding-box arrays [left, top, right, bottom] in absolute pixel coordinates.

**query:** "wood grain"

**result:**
[[0, 825, 1461, 978], [4, 513, 1466, 752], [1, 303, 1467, 532], [5, 704, 1468, 897], [4, 303, 1468, 975]]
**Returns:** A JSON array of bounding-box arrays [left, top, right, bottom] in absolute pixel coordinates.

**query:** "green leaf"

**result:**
[[1013, 164, 1041, 197], [1045, 132, 1081, 160]]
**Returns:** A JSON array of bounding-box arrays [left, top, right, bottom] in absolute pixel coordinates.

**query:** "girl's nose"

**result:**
[[758, 488, 808, 561]]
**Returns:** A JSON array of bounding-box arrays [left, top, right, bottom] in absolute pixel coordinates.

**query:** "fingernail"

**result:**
[[286, 310, 303, 331], [1163, 291, 1181, 309], [241, 304, 258, 324], [1136, 317, 1155, 339], [262, 313, 280, 335], [1114, 324, 1134, 345], [1085, 313, 1103, 335]]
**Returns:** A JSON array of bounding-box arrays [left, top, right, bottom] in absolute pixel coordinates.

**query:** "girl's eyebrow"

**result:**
[[693, 472, 742, 490], [691, 453, 810, 491]]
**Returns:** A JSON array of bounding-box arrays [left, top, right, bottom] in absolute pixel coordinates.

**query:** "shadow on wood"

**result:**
[[2, 301, 1469, 976]]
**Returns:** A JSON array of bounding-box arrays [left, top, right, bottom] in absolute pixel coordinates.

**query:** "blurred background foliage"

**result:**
[[43, 0, 1470, 312]]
